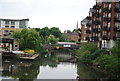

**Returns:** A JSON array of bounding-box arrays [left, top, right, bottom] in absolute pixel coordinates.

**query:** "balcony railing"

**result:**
[[92, 28, 100, 33], [103, 17, 111, 22], [102, 35, 110, 40], [86, 30, 91, 34], [78, 38, 81, 42], [92, 20, 100, 25], [115, 7, 120, 12], [85, 37, 90, 41], [114, 26, 120, 31], [113, 35, 120, 40], [78, 33, 81, 37], [114, 17, 120, 22], [93, 4, 101, 10], [92, 12, 101, 17], [86, 16, 91, 20], [103, 7, 111, 13], [103, 26, 110, 31], [91, 36, 99, 41], [86, 23, 91, 27]]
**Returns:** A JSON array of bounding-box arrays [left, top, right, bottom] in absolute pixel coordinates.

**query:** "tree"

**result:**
[[13, 28, 43, 53], [73, 29, 79, 33], [39, 27, 50, 37], [47, 34, 58, 44], [12, 30, 21, 39], [49, 27, 61, 38]]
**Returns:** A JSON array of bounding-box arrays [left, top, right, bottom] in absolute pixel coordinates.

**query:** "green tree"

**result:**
[[12, 30, 21, 39], [47, 34, 58, 44], [50, 27, 61, 38], [13, 28, 43, 53], [39, 27, 50, 37], [73, 29, 79, 33], [77, 42, 99, 63]]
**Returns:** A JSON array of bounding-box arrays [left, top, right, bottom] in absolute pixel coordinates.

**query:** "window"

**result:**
[[15, 45, 18, 47], [5, 26, 9, 28], [4, 30, 8, 33], [10, 30, 14, 32], [19, 21, 26, 28], [11, 21, 15, 25], [11, 26, 15, 28], [108, 23, 110, 27], [5, 21, 9, 25], [108, 13, 111, 17]]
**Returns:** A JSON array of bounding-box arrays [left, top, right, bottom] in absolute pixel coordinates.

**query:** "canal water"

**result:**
[[1, 50, 109, 81]]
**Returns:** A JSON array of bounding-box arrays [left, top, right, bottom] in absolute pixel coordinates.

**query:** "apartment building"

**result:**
[[80, 18, 92, 42], [0, 18, 29, 38], [79, 1, 120, 49], [0, 18, 29, 51]]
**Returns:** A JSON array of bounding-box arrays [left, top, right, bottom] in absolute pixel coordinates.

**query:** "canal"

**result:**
[[1, 49, 109, 81]]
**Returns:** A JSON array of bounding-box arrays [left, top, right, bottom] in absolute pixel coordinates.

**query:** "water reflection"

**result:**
[[2, 50, 109, 81]]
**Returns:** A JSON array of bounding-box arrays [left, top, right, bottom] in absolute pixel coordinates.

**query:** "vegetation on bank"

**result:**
[[12, 28, 44, 53], [77, 41, 120, 78], [12, 27, 63, 53]]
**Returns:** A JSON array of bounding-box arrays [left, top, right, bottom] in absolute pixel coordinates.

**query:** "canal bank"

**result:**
[[1, 50, 111, 81]]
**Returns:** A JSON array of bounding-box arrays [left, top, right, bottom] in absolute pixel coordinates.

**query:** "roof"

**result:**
[[0, 18, 29, 21]]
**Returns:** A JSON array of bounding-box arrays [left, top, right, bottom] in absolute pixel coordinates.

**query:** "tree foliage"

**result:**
[[12, 28, 43, 53], [34, 27, 66, 42], [47, 34, 58, 44], [77, 41, 120, 78]]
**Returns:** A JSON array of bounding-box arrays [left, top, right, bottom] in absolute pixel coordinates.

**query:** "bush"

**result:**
[[77, 42, 98, 63], [24, 49, 35, 54], [94, 54, 119, 78]]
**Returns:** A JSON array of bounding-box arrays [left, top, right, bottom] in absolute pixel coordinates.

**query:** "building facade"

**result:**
[[0, 18, 29, 38], [0, 18, 29, 51], [79, 1, 120, 49]]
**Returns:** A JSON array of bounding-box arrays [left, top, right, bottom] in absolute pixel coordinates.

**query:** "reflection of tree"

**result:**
[[12, 64, 39, 79], [77, 62, 108, 79]]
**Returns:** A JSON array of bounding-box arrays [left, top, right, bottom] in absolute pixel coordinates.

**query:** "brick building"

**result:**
[[79, 0, 120, 49]]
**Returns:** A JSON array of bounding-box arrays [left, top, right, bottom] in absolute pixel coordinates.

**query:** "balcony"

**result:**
[[86, 16, 91, 20], [86, 23, 91, 27], [93, 4, 101, 10], [78, 38, 81, 42], [102, 35, 110, 40], [85, 37, 90, 41], [92, 20, 100, 25], [115, 7, 120, 12], [92, 28, 100, 33], [103, 26, 110, 31], [78, 33, 81, 37], [91, 36, 99, 41], [103, 7, 111, 13], [92, 12, 101, 17], [103, 17, 111, 22], [114, 17, 120, 22], [114, 26, 120, 31], [86, 30, 91, 34]]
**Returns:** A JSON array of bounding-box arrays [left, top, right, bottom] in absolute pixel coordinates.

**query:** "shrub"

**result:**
[[24, 49, 35, 54]]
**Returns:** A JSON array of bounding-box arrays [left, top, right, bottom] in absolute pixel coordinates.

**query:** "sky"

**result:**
[[0, 0, 96, 32]]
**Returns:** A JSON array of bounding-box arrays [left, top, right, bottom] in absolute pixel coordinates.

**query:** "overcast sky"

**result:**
[[0, 0, 96, 32]]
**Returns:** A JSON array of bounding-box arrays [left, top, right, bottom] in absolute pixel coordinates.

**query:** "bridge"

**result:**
[[44, 42, 80, 50]]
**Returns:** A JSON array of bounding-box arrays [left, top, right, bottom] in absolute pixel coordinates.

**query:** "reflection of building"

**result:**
[[79, 1, 120, 49], [0, 18, 29, 51], [0, 18, 29, 38]]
